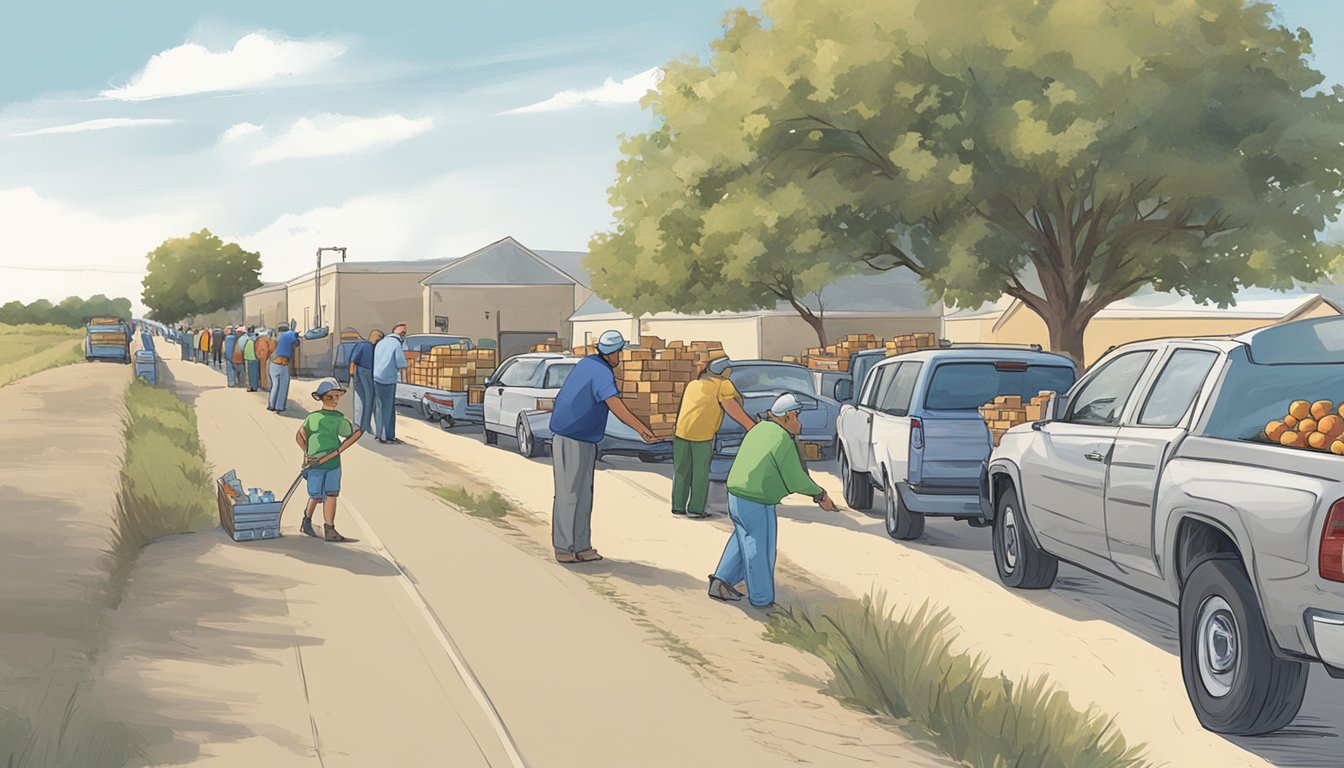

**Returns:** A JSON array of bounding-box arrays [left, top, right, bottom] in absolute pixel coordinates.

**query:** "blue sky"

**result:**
[[0, 1, 1339, 313]]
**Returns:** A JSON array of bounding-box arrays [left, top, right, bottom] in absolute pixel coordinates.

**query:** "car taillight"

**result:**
[[910, 417, 924, 450], [1321, 499, 1344, 582], [537, 398, 555, 412]]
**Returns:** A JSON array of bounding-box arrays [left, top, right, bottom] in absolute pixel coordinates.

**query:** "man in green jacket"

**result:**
[[709, 393, 835, 607]]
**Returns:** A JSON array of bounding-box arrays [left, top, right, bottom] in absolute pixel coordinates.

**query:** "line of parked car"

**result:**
[[388, 318, 1344, 737]]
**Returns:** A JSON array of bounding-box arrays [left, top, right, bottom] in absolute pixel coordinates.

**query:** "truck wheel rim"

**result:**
[[1001, 505, 1019, 572], [517, 422, 530, 455], [886, 487, 895, 530], [1196, 595, 1238, 698], [842, 455, 852, 498]]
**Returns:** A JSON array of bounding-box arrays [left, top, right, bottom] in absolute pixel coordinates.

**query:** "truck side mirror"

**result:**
[[833, 379, 853, 402]]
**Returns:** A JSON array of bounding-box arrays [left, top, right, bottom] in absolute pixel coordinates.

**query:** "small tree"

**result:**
[[142, 229, 261, 324]]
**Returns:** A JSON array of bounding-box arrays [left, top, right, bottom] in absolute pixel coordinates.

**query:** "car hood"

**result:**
[[722, 389, 840, 438]]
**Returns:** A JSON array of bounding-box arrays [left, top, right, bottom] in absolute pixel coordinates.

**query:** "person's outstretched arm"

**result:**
[[605, 396, 656, 443]]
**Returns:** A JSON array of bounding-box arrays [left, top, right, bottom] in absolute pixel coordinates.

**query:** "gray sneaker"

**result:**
[[707, 576, 742, 602]]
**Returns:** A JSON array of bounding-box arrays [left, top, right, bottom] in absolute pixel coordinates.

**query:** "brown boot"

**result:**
[[324, 524, 356, 543]]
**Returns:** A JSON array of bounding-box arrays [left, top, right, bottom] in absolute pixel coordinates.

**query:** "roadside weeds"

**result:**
[[429, 484, 512, 520], [765, 592, 1151, 768]]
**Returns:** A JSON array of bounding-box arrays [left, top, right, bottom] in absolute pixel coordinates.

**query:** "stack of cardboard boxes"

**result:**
[[786, 333, 941, 369], [979, 391, 1055, 446], [613, 336, 724, 440], [530, 337, 567, 353], [883, 333, 940, 356], [402, 343, 498, 393]]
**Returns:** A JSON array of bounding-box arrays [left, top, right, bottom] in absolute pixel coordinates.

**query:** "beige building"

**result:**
[[421, 237, 593, 359], [241, 283, 287, 329], [570, 268, 942, 360], [945, 290, 1343, 364]]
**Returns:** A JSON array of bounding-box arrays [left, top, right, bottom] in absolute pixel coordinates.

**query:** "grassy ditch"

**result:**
[[429, 484, 512, 520], [0, 323, 84, 387], [765, 593, 1149, 768]]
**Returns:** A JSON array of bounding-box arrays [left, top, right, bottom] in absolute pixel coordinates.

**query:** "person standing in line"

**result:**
[[708, 393, 835, 608], [256, 329, 275, 391], [350, 329, 382, 435], [211, 327, 225, 368], [193, 327, 205, 363], [372, 323, 408, 444], [242, 327, 260, 391], [230, 326, 246, 387], [269, 324, 300, 413], [222, 327, 239, 387], [671, 354, 755, 519], [296, 380, 363, 543], [178, 326, 191, 361], [547, 330, 657, 564]]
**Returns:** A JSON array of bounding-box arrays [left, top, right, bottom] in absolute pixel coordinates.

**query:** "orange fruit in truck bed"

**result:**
[[1321, 415, 1344, 439], [1290, 400, 1312, 420], [1299, 418, 1319, 435], [1309, 432, 1331, 450], [1265, 421, 1288, 442], [1281, 431, 1302, 447], [1333, 440, 1344, 456], [1313, 400, 1335, 419], [1284, 415, 1299, 428]]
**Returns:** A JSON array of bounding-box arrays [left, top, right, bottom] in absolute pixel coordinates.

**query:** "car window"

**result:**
[[728, 365, 817, 395], [1137, 349, 1219, 427], [499, 359, 544, 387], [1065, 351, 1155, 426], [924, 362, 1076, 411], [859, 364, 892, 409], [876, 363, 922, 417], [543, 363, 575, 389]]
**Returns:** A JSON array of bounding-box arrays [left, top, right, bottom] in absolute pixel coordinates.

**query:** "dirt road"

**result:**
[[97, 359, 950, 767]]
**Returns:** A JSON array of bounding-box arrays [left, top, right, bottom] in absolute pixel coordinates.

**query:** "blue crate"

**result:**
[[217, 470, 284, 542]]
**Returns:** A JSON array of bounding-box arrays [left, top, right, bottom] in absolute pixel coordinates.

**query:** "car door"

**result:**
[[839, 362, 890, 474], [1024, 350, 1156, 562], [498, 358, 547, 430], [870, 362, 922, 484], [1105, 347, 1220, 576], [484, 359, 516, 429]]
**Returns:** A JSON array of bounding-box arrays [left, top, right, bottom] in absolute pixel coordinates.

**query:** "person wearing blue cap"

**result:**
[[296, 380, 363, 543], [709, 393, 835, 607], [548, 330, 657, 564], [671, 353, 755, 519]]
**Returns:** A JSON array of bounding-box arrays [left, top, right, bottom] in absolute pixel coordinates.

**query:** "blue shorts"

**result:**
[[306, 466, 342, 499]]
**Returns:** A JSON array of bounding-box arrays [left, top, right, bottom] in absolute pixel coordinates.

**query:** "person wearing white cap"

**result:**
[[671, 353, 755, 519], [708, 393, 835, 607], [295, 379, 364, 543], [547, 330, 657, 563]]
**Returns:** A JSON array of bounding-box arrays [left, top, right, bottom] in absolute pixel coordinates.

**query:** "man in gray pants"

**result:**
[[546, 330, 656, 563]]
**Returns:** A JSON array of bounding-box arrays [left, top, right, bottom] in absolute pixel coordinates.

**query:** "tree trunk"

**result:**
[[800, 311, 827, 348], [1044, 314, 1088, 367]]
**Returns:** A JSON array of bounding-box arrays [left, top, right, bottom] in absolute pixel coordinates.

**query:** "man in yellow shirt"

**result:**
[[672, 355, 756, 519]]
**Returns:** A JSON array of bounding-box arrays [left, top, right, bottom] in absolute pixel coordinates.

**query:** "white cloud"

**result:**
[[503, 67, 662, 115], [219, 122, 263, 143], [247, 113, 433, 164], [102, 32, 346, 101], [11, 118, 179, 137], [0, 188, 203, 314]]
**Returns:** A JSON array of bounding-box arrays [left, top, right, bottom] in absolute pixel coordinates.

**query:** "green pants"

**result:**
[[672, 437, 713, 514]]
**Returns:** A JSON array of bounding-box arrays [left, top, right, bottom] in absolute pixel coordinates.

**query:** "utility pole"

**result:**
[[314, 246, 347, 329]]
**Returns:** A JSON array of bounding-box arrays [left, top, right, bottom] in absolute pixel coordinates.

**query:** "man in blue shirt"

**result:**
[[349, 329, 382, 435], [372, 323, 409, 443], [222, 327, 239, 387], [268, 324, 300, 413], [549, 330, 656, 564]]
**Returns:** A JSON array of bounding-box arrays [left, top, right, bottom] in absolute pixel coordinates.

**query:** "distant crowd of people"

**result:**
[[173, 323, 300, 412]]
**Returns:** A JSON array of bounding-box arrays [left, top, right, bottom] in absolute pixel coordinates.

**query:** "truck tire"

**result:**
[[992, 486, 1057, 589], [841, 450, 873, 510], [516, 418, 539, 459], [884, 478, 924, 540], [418, 399, 433, 421], [438, 416, 456, 431], [484, 428, 498, 446], [1179, 558, 1308, 735]]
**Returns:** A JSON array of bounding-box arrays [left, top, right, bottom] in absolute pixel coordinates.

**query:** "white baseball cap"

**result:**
[[597, 330, 627, 354], [770, 393, 805, 416]]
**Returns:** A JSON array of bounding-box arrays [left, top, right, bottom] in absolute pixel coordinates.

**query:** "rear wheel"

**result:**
[[884, 478, 924, 540], [484, 428, 498, 446], [992, 486, 1057, 589], [516, 418, 539, 458], [437, 416, 455, 431], [841, 450, 873, 510], [1179, 558, 1308, 735]]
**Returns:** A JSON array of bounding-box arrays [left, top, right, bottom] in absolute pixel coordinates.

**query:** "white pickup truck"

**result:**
[[984, 316, 1344, 735]]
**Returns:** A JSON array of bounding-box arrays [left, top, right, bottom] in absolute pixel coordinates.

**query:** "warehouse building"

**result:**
[[420, 237, 592, 360], [241, 283, 288, 329], [944, 289, 1343, 364], [569, 268, 941, 360]]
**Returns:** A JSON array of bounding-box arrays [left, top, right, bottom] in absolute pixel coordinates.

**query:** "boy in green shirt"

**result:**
[[709, 393, 835, 607], [296, 380, 364, 542]]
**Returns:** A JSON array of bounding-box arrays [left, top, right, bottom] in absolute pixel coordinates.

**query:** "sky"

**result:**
[[0, 1, 1340, 315]]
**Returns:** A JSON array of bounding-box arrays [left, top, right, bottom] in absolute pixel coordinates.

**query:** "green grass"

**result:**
[[765, 593, 1150, 768], [0, 323, 84, 387], [0, 672, 141, 768], [429, 484, 512, 520]]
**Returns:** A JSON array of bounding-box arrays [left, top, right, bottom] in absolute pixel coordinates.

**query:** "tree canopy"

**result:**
[[141, 229, 262, 324], [591, 0, 1344, 361], [0, 295, 133, 327]]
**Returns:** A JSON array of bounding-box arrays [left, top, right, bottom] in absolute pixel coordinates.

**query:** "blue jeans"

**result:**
[[352, 367, 375, 434], [373, 381, 397, 440], [268, 362, 290, 411], [246, 359, 260, 389], [228, 362, 242, 387], [714, 494, 778, 607], [305, 466, 342, 499]]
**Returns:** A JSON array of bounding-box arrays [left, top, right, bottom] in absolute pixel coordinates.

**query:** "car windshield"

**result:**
[[924, 361, 1076, 411], [730, 365, 817, 395], [1202, 346, 1344, 442]]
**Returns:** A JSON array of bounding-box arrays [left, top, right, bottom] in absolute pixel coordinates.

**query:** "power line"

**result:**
[[0, 263, 143, 275]]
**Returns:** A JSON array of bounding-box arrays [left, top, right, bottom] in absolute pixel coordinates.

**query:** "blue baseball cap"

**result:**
[[312, 380, 347, 400], [706, 355, 732, 375], [770, 393, 805, 416], [597, 330, 627, 354]]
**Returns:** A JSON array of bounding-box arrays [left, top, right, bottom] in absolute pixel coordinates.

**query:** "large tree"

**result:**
[[142, 229, 261, 324], [593, 0, 1344, 362]]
